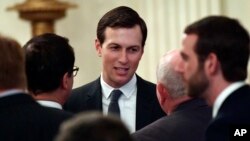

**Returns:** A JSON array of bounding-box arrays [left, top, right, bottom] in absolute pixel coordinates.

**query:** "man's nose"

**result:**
[[119, 51, 128, 64]]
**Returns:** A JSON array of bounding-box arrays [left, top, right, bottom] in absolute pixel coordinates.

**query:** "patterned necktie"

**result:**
[[108, 89, 122, 118]]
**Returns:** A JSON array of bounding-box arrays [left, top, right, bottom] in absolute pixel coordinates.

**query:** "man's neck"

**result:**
[[205, 79, 231, 106], [167, 96, 191, 115], [32, 89, 66, 105]]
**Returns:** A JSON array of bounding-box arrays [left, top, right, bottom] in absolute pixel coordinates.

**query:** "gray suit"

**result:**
[[132, 98, 212, 141]]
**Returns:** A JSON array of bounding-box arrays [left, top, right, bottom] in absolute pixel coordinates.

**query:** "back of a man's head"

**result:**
[[0, 34, 26, 90], [156, 50, 185, 99], [55, 112, 133, 141], [23, 33, 75, 95]]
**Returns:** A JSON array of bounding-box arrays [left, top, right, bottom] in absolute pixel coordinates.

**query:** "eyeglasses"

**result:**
[[71, 66, 79, 77]]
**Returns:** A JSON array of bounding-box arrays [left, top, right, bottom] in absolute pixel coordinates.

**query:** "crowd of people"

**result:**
[[0, 5, 250, 141]]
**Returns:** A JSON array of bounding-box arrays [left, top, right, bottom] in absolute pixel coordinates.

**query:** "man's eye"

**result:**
[[129, 48, 139, 52], [111, 46, 119, 50]]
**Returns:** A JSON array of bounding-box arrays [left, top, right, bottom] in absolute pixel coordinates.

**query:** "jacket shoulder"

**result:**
[[63, 78, 101, 112], [72, 78, 100, 95], [136, 75, 156, 89]]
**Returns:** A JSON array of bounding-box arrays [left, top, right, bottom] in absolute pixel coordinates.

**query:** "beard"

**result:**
[[186, 67, 209, 98]]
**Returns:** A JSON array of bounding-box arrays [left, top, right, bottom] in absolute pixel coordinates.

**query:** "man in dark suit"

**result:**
[[64, 6, 165, 132], [24, 33, 78, 110], [0, 34, 72, 141], [177, 16, 250, 141], [132, 50, 211, 141]]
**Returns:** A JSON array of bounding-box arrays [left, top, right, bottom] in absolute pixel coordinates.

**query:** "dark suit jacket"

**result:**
[[132, 98, 212, 141], [206, 85, 250, 141], [0, 93, 72, 141], [64, 75, 165, 130]]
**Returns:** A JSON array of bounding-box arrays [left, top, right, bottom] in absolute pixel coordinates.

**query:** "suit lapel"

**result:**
[[86, 77, 103, 111], [136, 75, 156, 130]]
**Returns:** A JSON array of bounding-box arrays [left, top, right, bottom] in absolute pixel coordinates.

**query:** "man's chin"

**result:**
[[113, 78, 130, 87], [116, 79, 129, 85]]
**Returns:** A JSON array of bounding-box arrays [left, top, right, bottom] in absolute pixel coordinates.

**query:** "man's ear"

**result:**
[[156, 83, 169, 104], [205, 53, 219, 75], [61, 73, 70, 89], [95, 39, 102, 57]]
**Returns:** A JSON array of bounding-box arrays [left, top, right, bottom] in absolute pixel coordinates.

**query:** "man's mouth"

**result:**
[[114, 67, 129, 74]]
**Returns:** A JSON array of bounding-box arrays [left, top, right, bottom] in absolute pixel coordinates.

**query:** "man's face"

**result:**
[[95, 25, 144, 88], [179, 34, 209, 98]]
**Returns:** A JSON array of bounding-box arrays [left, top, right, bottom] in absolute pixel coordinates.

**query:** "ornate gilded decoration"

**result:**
[[8, 0, 76, 36]]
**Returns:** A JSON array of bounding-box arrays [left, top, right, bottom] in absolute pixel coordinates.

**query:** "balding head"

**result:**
[[156, 50, 185, 99]]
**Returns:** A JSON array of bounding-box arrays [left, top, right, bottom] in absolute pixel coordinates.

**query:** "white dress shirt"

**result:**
[[213, 81, 246, 118], [101, 74, 137, 133], [0, 89, 26, 98], [37, 100, 63, 110]]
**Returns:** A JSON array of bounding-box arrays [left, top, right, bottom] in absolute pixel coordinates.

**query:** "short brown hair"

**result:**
[[184, 16, 250, 81], [0, 34, 27, 89], [97, 6, 147, 47]]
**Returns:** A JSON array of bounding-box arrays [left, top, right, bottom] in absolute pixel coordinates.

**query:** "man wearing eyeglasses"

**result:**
[[23, 33, 78, 110], [0, 33, 73, 141]]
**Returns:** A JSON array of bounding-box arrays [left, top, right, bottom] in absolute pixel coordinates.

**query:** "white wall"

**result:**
[[222, 0, 250, 83], [1, 0, 250, 88]]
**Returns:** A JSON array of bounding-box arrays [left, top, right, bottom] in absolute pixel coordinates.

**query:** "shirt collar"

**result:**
[[0, 89, 26, 98], [100, 74, 137, 99], [37, 100, 62, 109], [213, 81, 246, 118]]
